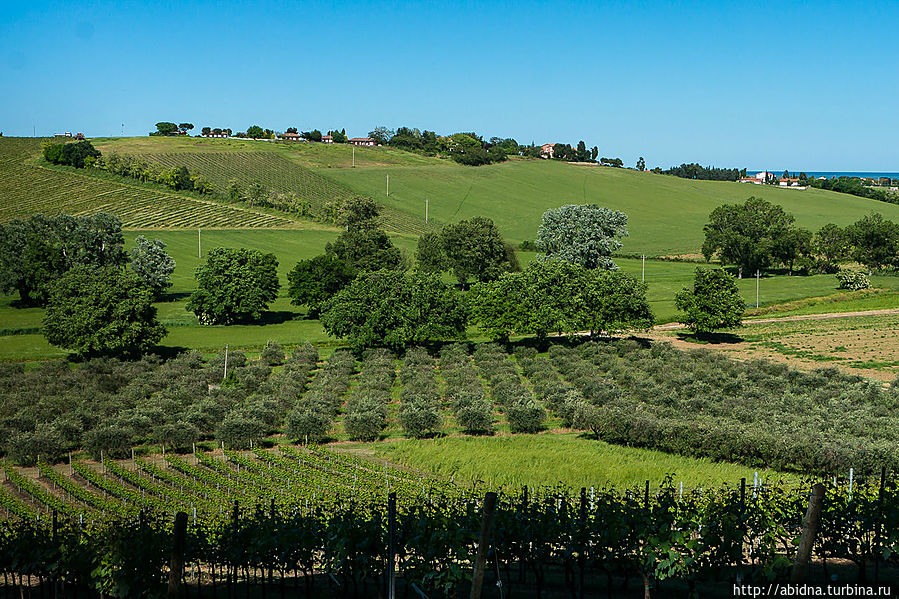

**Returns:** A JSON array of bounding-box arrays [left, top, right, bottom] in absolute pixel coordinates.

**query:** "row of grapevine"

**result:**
[[1, 476, 896, 597]]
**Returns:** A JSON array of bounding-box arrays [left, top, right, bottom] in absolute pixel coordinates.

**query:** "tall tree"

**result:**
[[129, 235, 176, 299], [287, 255, 354, 317], [42, 266, 166, 357], [246, 125, 265, 139], [674, 268, 746, 334], [155, 122, 178, 135], [814, 223, 851, 273], [636, 157, 646, 171], [439, 217, 518, 285], [846, 213, 899, 274], [701, 197, 795, 278], [186, 248, 280, 324], [535, 204, 628, 270]]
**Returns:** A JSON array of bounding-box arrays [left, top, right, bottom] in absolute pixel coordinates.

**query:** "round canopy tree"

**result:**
[[187, 248, 280, 324], [535, 204, 628, 270], [42, 266, 166, 357], [674, 268, 746, 334]]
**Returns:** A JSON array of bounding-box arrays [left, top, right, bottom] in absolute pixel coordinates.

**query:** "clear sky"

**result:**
[[1, 1, 897, 171]]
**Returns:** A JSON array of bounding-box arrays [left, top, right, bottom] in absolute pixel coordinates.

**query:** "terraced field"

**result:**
[[0, 138, 292, 229]]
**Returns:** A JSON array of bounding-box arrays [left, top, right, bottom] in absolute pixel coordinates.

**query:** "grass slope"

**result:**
[[365, 433, 790, 489], [0, 138, 292, 229], [94, 136, 899, 255]]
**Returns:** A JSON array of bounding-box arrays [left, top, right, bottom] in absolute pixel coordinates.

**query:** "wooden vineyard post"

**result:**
[[790, 483, 825, 584], [579, 487, 587, 599], [168, 511, 188, 598], [387, 492, 396, 599], [875, 466, 887, 583], [470, 492, 498, 599]]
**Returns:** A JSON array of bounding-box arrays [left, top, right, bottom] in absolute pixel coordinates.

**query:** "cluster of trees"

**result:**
[[0, 214, 174, 356], [96, 151, 214, 194], [801, 174, 899, 205], [702, 197, 899, 276], [662, 163, 744, 181], [200, 127, 233, 136], [415, 217, 519, 285], [550, 142, 599, 162], [42, 140, 101, 168], [151, 122, 193, 136], [368, 127, 508, 166]]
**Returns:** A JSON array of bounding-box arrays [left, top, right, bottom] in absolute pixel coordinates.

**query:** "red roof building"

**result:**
[[349, 137, 375, 146]]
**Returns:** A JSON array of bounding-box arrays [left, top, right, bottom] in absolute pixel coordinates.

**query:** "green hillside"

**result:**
[[94, 136, 899, 255], [0, 138, 293, 229]]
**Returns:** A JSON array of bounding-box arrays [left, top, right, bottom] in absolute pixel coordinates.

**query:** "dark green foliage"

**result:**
[[441, 343, 493, 435], [7, 426, 65, 466], [846, 212, 899, 273], [506, 400, 545, 434], [286, 406, 332, 443], [154, 122, 178, 135], [155, 421, 199, 452], [187, 247, 280, 324], [469, 260, 653, 340], [674, 268, 746, 333], [701, 197, 800, 277], [344, 350, 393, 441], [287, 254, 354, 316], [246, 125, 265, 139], [326, 228, 403, 272], [414, 232, 448, 273], [85, 425, 132, 460], [320, 270, 467, 351], [439, 217, 518, 285], [662, 163, 742, 181], [216, 416, 266, 449], [398, 348, 441, 438], [260, 339, 285, 366], [42, 266, 166, 358], [0, 212, 127, 305], [814, 223, 851, 273], [42, 140, 100, 168]]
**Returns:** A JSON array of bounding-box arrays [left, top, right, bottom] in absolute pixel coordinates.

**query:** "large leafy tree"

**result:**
[[325, 198, 403, 271], [246, 125, 265, 139], [469, 259, 652, 340], [814, 223, 851, 274], [287, 254, 354, 317], [155, 122, 178, 135], [0, 213, 127, 306], [701, 197, 795, 278], [129, 235, 176, 299], [438, 217, 519, 285], [414, 232, 449, 273], [535, 204, 628, 270], [42, 266, 166, 357], [772, 226, 813, 274], [187, 248, 280, 324], [319, 270, 466, 350], [674, 268, 746, 333], [846, 213, 899, 274]]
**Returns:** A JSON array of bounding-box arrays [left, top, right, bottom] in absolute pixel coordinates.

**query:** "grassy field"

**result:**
[[359, 433, 791, 490], [0, 138, 293, 228], [656, 312, 899, 381], [93, 136, 899, 255]]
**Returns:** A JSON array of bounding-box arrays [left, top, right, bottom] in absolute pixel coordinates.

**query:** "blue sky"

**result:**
[[1, 1, 897, 171]]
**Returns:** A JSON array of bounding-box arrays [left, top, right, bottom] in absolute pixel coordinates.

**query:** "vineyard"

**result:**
[[124, 150, 433, 235], [0, 138, 292, 229], [0, 465, 896, 597]]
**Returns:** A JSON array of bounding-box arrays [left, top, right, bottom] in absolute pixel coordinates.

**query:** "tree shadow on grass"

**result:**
[[256, 310, 300, 325], [675, 331, 744, 345]]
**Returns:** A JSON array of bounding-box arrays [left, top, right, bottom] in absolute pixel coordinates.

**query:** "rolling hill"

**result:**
[[93, 136, 899, 255]]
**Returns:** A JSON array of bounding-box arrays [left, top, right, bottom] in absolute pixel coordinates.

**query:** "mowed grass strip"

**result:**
[[363, 433, 791, 490]]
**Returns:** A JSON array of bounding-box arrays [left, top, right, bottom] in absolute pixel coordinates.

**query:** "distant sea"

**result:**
[[787, 171, 899, 180]]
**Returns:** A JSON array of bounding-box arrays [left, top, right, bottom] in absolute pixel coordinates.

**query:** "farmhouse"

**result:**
[[540, 143, 555, 158], [278, 132, 303, 141], [738, 171, 771, 184], [349, 137, 375, 146], [322, 135, 333, 144]]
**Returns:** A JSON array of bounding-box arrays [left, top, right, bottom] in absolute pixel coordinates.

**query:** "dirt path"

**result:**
[[654, 307, 899, 331]]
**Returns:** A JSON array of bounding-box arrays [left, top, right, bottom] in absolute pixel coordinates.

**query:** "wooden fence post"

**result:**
[[168, 511, 188, 598], [470, 492, 498, 599], [790, 483, 825, 584]]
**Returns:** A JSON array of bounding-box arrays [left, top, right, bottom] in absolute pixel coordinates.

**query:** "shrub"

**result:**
[[260, 340, 285, 366], [215, 416, 266, 449], [7, 426, 65, 466], [506, 401, 545, 434], [455, 400, 493, 435], [155, 422, 199, 453], [286, 406, 332, 443], [344, 409, 386, 442], [399, 404, 441, 439], [836, 270, 870, 290], [84, 425, 133, 460]]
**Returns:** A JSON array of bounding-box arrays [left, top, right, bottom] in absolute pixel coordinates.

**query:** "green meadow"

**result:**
[[363, 433, 793, 490]]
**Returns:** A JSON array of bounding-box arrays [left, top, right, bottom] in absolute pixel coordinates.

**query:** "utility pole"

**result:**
[[198, 229, 201, 258], [756, 270, 760, 308], [425, 198, 429, 223], [642, 255, 645, 282], [386, 174, 389, 197], [352, 146, 355, 167], [223, 345, 229, 382]]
